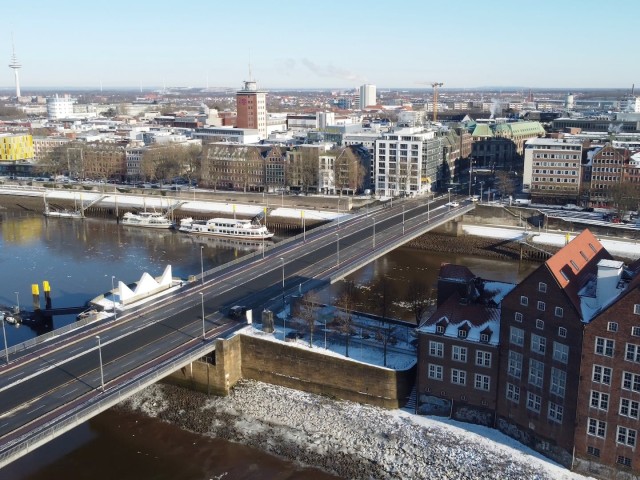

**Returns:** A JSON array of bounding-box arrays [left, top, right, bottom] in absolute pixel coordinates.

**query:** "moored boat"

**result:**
[[121, 212, 174, 229], [180, 217, 274, 239]]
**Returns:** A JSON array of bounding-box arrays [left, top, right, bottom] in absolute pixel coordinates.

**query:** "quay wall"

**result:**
[[167, 334, 415, 409]]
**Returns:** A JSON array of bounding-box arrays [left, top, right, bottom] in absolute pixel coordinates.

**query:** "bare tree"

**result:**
[[371, 277, 396, 367], [298, 290, 321, 348], [407, 281, 433, 326], [610, 182, 640, 217], [333, 280, 358, 357]]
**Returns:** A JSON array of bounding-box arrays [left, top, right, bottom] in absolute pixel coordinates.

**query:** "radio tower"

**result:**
[[8, 34, 21, 98]]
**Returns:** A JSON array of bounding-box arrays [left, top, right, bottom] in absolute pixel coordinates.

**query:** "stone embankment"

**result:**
[[120, 380, 588, 480]]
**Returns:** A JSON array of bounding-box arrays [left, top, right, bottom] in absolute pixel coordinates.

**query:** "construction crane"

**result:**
[[431, 82, 444, 122]]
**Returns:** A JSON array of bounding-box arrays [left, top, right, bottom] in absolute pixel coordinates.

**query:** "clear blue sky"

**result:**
[[2, 0, 638, 91]]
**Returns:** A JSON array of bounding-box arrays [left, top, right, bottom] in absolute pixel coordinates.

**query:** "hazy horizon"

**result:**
[[3, 0, 638, 91]]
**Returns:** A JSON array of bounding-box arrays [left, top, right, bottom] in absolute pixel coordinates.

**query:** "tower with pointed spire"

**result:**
[[8, 34, 21, 98]]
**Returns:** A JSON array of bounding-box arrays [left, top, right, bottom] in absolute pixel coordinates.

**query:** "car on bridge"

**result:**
[[445, 201, 460, 208]]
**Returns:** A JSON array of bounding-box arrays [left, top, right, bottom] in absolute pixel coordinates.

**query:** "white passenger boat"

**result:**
[[180, 217, 274, 239], [121, 212, 174, 229]]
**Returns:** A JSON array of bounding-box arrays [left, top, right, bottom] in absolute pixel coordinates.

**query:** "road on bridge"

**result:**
[[0, 192, 472, 465]]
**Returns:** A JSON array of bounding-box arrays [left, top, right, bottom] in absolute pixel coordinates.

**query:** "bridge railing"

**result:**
[[0, 340, 217, 467]]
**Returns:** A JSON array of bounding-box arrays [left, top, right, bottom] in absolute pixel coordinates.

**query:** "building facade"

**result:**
[[589, 144, 629, 207], [522, 137, 583, 202], [46, 94, 75, 120], [236, 80, 267, 140], [0, 134, 34, 161], [417, 264, 513, 425], [359, 84, 376, 110]]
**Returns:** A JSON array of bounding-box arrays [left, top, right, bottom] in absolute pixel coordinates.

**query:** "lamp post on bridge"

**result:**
[[111, 276, 117, 321], [335, 233, 340, 266], [200, 292, 205, 340], [402, 205, 405, 234], [200, 246, 204, 285], [480, 181, 485, 205], [1, 315, 8, 364], [280, 257, 285, 339], [373, 217, 376, 249], [447, 187, 452, 206], [96, 335, 104, 392], [14, 292, 19, 313]]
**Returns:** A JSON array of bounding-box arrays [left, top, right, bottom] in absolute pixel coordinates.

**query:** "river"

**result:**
[[0, 210, 539, 479]]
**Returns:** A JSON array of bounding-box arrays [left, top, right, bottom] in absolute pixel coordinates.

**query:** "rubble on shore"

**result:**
[[120, 380, 590, 480]]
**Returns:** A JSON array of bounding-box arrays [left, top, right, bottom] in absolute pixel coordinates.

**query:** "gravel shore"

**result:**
[[120, 380, 591, 480]]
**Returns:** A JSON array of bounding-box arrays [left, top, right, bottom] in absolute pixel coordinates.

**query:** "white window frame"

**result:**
[[625, 343, 640, 363], [452, 345, 468, 363], [528, 358, 544, 388], [595, 337, 615, 357], [592, 365, 612, 385], [590, 390, 609, 411], [619, 398, 640, 419], [548, 402, 563, 423], [474, 373, 491, 391], [506, 383, 520, 402], [587, 418, 606, 438], [552, 341, 569, 364], [526, 392, 541, 413], [608, 322, 618, 332], [537, 301, 546, 311], [510, 327, 524, 346], [536, 319, 544, 330], [475, 350, 491, 367], [555, 306, 563, 318], [514, 312, 523, 322], [531, 334, 546, 354], [520, 295, 528, 306], [538, 282, 547, 293], [617, 426, 637, 447], [508, 350, 522, 379], [558, 326, 567, 338], [429, 341, 444, 358], [451, 368, 466, 386], [428, 363, 443, 381], [622, 371, 640, 392]]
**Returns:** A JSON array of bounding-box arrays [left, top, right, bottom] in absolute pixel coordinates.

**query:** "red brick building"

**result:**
[[574, 260, 640, 477], [496, 230, 612, 466], [417, 264, 514, 425]]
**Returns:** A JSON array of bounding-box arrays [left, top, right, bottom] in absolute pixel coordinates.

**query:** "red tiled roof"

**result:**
[[544, 229, 613, 311], [423, 291, 498, 328]]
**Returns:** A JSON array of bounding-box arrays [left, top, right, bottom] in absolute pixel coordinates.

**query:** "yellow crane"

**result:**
[[431, 82, 444, 122]]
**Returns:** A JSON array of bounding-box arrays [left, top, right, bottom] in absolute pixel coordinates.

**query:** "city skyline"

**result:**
[[2, 0, 639, 91]]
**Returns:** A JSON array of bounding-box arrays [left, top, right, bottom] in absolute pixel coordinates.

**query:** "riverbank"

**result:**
[[120, 380, 591, 480]]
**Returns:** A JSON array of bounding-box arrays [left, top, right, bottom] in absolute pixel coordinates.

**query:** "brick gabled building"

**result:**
[[497, 230, 614, 466], [417, 264, 514, 425], [574, 260, 640, 477]]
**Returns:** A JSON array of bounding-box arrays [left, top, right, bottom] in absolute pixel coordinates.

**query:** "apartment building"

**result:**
[[589, 144, 630, 206], [522, 137, 583, 202], [417, 264, 514, 424], [374, 127, 441, 197], [574, 261, 640, 477], [497, 230, 616, 466], [0, 134, 34, 161]]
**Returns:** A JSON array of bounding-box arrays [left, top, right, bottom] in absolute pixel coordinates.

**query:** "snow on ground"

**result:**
[[463, 224, 640, 259], [125, 380, 593, 480]]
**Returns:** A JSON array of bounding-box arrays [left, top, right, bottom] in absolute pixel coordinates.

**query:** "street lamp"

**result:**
[[447, 187, 452, 206], [96, 335, 104, 392], [200, 246, 204, 285], [468, 157, 474, 197], [336, 233, 340, 266], [280, 257, 285, 339], [111, 276, 117, 321], [1, 315, 8, 364], [200, 292, 205, 340], [373, 217, 376, 249], [402, 205, 405, 234], [14, 292, 19, 313], [480, 181, 485, 204]]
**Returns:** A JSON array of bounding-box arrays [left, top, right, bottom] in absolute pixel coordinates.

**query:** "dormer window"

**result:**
[[436, 325, 445, 334], [458, 329, 468, 338], [480, 333, 489, 343]]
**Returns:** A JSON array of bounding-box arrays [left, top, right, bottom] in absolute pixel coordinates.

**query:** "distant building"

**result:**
[[522, 137, 583, 201], [46, 95, 75, 120], [359, 84, 376, 110], [0, 134, 34, 161], [589, 144, 630, 207], [236, 80, 267, 139]]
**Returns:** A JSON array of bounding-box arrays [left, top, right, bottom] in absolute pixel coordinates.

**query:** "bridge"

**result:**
[[0, 194, 474, 467]]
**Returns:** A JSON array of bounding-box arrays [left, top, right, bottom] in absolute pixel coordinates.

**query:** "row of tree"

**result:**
[[295, 279, 435, 367]]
